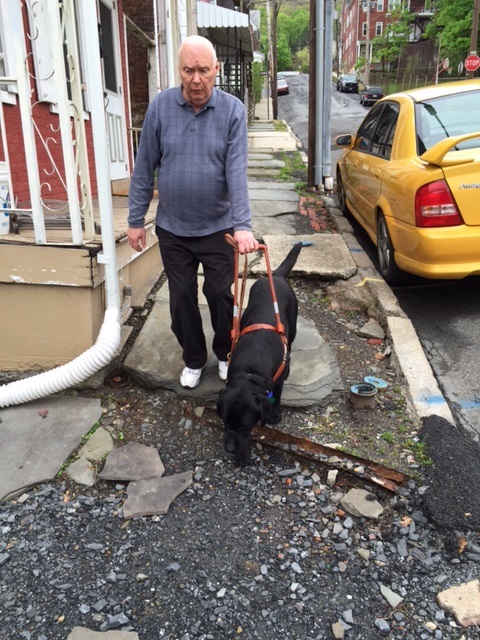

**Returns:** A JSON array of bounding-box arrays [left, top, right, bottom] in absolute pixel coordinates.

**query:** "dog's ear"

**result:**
[[217, 387, 229, 420]]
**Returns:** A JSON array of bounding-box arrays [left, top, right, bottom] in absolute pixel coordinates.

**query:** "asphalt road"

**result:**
[[279, 74, 480, 442]]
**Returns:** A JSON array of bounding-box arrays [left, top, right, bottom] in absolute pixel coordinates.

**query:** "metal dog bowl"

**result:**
[[349, 382, 378, 409]]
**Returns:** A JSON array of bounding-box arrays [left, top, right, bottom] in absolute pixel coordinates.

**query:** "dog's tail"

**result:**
[[273, 242, 305, 279]]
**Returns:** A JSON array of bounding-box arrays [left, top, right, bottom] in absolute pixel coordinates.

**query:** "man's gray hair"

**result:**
[[178, 35, 218, 65]]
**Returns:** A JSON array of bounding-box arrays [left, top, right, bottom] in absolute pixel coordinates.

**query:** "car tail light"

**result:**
[[415, 180, 463, 227]]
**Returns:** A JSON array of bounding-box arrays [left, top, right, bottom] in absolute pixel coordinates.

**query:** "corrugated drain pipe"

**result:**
[[0, 5, 121, 408]]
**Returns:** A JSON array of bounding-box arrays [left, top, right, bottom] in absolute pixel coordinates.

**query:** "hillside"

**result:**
[[277, 0, 310, 16]]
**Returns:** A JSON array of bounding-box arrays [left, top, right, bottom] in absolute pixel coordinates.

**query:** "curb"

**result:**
[[323, 194, 454, 426]]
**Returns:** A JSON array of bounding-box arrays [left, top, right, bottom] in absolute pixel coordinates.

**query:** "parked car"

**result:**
[[277, 77, 289, 96], [277, 72, 286, 80], [360, 85, 384, 106], [335, 79, 480, 285], [336, 74, 358, 93]]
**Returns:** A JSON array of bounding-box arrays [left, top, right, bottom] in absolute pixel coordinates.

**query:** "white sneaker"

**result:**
[[180, 366, 203, 389], [218, 360, 228, 381]]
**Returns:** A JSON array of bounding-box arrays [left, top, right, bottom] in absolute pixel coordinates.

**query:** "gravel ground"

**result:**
[[1, 276, 480, 640], [1, 189, 480, 639]]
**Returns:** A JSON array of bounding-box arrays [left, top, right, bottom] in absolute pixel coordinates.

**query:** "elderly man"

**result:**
[[127, 35, 258, 389]]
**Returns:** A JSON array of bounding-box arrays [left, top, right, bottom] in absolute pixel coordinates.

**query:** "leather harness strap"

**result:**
[[224, 233, 288, 384], [239, 324, 288, 383]]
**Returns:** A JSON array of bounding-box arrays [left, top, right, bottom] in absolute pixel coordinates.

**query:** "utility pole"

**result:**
[[467, 0, 480, 79], [365, 0, 371, 85], [272, 0, 278, 119]]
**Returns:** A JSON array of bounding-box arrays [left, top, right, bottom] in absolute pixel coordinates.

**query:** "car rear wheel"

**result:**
[[376, 214, 403, 285], [336, 171, 349, 216]]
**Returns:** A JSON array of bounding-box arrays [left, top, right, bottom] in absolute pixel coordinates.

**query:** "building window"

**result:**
[[362, 22, 368, 37], [376, 22, 383, 35], [377, 0, 384, 10], [388, 0, 400, 10]]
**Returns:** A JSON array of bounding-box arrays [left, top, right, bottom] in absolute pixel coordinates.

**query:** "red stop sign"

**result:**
[[465, 54, 480, 72]]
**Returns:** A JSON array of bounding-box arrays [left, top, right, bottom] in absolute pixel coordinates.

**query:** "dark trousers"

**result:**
[[156, 226, 235, 369]]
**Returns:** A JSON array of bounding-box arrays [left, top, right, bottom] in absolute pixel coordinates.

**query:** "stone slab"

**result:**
[[67, 628, 139, 640], [248, 180, 297, 190], [66, 456, 97, 487], [437, 579, 480, 628], [249, 188, 298, 202], [252, 214, 298, 238], [340, 488, 384, 519], [248, 159, 286, 169], [251, 234, 357, 280], [250, 200, 298, 218], [0, 395, 102, 502], [98, 442, 165, 482], [79, 426, 114, 462], [123, 470, 193, 518]]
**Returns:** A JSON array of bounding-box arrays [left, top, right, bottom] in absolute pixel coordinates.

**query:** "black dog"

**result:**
[[217, 242, 304, 466]]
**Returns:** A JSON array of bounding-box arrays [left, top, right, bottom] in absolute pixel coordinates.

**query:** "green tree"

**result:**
[[372, 7, 417, 69], [293, 46, 310, 73], [424, 0, 476, 64], [286, 10, 310, 52], [276, 8, 310, 69], [277, 33, 292, 70]]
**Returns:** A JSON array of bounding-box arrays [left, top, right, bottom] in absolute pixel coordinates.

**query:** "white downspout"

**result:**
[[0, 1, 121, 408]]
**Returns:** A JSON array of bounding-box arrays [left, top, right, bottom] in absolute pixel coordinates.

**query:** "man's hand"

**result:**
[[127, 227, 146, 252], [234, 230, 260, 254]]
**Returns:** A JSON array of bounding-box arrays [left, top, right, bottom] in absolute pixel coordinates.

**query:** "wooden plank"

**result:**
[[0, 244, 93, 287], [0, 197, 158, 247]]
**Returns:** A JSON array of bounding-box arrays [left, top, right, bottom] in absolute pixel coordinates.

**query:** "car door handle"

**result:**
[[372, 168, 381, 177]]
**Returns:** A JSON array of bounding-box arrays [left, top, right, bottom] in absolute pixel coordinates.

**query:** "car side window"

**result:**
[[354, 103, 398, 159], [354, 106, 383, 151], [370, 103, 399, 159]]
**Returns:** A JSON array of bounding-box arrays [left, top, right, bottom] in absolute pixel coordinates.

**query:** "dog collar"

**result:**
[[266, 391, 276, 404]]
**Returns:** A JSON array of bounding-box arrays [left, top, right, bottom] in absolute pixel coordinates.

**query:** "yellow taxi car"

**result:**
[[335, 79, 480, 285]]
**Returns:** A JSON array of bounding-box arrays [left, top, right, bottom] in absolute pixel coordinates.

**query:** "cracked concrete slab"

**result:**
[[99, 442, 165, 482], [0, 395, 102, 502], [123, 470, 193, 518], [252, 234, 357, 280]]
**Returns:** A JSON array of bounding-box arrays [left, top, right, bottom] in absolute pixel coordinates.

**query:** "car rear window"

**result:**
[[415, 90, 480, 153], [368, 87, 382, 93]]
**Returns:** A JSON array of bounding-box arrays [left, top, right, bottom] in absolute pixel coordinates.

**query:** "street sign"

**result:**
[[465, 54, 480, 72]]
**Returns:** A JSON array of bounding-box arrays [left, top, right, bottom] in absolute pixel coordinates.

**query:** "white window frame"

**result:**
[[0, 5, 18, 104], [376, 21, 383, 35], [362, 22, 368, 37], [377, 0, 384, 10]]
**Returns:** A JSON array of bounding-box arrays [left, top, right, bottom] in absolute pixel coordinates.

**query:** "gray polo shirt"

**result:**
[[128, 86, 252, 237]]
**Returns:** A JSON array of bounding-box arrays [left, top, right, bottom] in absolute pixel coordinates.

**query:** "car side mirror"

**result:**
[[335, 134, 353, 148]]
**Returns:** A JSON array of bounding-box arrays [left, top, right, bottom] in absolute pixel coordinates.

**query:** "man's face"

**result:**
[[179, 43, 219, 110]]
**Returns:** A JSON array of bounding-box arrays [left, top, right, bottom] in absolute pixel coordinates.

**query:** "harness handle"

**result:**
[[225, 234, 288, 382]]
